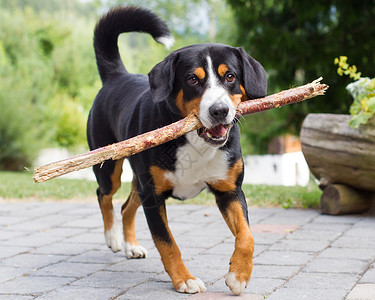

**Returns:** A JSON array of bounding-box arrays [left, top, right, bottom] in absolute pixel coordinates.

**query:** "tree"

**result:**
[[227, 0, 375, 152]]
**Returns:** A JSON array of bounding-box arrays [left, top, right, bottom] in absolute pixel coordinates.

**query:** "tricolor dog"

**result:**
[[87, 6, 267, 295]]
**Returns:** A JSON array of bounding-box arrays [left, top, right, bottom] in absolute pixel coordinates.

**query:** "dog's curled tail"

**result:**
[[94, 6, 174, 83]]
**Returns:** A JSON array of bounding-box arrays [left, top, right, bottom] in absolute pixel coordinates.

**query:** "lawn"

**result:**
[[0, 171, 321, 209]]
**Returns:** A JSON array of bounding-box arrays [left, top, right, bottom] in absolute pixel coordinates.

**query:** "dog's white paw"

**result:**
[[225, 272, 247, 295], [177, 278, 206, 294], [125, 242, 148, 259], [104, 221, 123, 252]]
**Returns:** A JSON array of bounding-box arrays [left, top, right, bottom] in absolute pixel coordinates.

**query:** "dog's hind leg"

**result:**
[[95, 159, 124, 253], [121, 176, 148, 259]]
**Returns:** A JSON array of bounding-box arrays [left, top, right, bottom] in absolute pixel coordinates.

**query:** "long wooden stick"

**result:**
[[33, 78, 328, 183]]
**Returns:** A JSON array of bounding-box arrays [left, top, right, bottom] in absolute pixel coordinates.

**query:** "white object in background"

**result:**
[[243, 151, 310, 186]]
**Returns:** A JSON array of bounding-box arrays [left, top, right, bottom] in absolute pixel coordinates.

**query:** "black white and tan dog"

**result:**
[[87, 6, 267, 295]]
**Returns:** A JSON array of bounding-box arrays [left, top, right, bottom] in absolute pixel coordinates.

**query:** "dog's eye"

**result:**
[[226, 73, 235, 83], [187, 76, 199, 85]]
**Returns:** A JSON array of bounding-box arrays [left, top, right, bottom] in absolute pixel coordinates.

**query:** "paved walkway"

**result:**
[[0, 201, 374, 300]]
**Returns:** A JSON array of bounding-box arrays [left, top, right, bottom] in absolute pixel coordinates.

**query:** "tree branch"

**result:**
[[33, 78, 328, 183]]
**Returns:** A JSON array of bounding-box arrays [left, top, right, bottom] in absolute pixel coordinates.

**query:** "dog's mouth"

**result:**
[[197, 123, 231, 146]]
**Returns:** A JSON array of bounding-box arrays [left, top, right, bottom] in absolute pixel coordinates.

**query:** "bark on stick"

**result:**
[[33, 78, 328, 183]]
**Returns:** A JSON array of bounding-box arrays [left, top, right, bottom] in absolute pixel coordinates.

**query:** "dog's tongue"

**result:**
[[207, 124, 227, 138]]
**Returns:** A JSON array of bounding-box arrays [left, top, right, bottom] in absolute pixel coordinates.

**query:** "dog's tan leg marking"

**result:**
[[154, 204, 206, 294], [219, 201, 254, 295], [208, 158, 243, 192], [121, 177, 147, 258], [99, 159, 124, 252]]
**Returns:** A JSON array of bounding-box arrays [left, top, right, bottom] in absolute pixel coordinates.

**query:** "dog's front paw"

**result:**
[[225, 271, 248, 295], [176, 278, 206, 294], [104, 221, 123, 252], [125, 242, 147, 259]]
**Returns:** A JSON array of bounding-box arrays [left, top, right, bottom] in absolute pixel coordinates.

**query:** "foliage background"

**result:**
[[0, 0, 374, 170]]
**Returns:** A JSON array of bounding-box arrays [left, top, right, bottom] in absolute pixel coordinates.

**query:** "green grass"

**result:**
[[0, 171, 321, 208]]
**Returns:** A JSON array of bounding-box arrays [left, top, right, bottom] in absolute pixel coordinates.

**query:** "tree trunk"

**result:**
[[301, 113, 375, 192], [320, 184, 372, 215]]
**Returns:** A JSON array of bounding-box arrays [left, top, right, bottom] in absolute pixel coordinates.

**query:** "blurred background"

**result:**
[[0, 0, 374, 173]]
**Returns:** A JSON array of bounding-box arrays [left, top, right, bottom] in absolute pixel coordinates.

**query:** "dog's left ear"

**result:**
[[237, 47, 267, 100], [148, 53, 178, 103]]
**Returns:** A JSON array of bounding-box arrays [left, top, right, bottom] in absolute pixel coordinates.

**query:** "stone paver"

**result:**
[[0, 201, 374, 299]]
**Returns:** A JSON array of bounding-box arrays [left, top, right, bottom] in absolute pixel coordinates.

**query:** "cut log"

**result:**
[[320, 184, 372, 215], [301, 113, 375, 192], [34, 78, 328, 183]]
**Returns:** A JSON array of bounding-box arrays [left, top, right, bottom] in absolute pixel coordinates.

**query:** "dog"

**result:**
[[87, 6, 267, 295]]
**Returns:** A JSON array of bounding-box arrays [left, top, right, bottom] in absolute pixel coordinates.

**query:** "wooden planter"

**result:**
[[301, 113, 375, 215]]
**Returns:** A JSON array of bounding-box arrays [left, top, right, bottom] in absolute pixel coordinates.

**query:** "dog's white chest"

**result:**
[[165, 132, 229, 199]]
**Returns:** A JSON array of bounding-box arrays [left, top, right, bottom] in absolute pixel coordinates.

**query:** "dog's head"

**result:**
[[148, 44, 267, 147]]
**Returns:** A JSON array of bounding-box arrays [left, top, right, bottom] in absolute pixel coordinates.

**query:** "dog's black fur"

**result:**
[[87, 6, 267, 295]]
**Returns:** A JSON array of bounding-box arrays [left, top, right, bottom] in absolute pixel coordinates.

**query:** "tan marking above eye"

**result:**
[[194, 67, 205, 80], [218, 64, 229, 77]]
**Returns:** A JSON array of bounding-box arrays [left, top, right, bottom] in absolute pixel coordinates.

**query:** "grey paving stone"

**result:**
[[60, 217, 101, 229], [318, 247, 375, 261], [188, 266, 225, 284], [6, 220, 56, 232], [0, 276, 75, 294], [201, 242, 234, 256], [286, 229, 341, 241], [267, 287, 348, 300], [185, 254, 230, 271], [1, 253, 66, 269], [0, 229, 28, 240], [1, 203, 374, 300], [32, 241, 99, 256], [32, 261, 107, 278], [303, 258, 369, 274], [71, 270, 151, 289], [37, 286, 120, 300], [252, 265, 300, 280], [246, 277, 285, 294], [352, 218, 375, 228], [254, 250, 314, 266], [361, 267, 375, 283], [253, 244, 268, 257], [285, 272, 359, 291], [0, 295, 34, 300], [68, 249, 125, 264], [332, 235, 375, 248], [301, 222, 352, 232], [252, 232, 284, 245], [343, 227, 375, 238], [0, 245, 32, 259], [118, 280, 188, 300], [41, 226, 89, 238], [0, 266, 34, 283], [313, 215, 362, 224], [347, 283, 375, 300], [107, 258, 163, 274], [63, 231, 104, 244], [1, 232, 63, 248], [269, 238, 330, 252], [0, 216, 29, 226]]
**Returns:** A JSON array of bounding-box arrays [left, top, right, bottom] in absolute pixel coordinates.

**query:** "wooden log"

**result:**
[[34, 78, 328, 183], [320, 184, 372, 215], [301, 113, 375, 192]]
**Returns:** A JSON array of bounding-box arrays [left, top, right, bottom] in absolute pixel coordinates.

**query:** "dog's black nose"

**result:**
[[209, 103, 229, 121]]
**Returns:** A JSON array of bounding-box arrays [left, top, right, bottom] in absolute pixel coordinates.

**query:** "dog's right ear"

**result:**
[[148, 53, 178, 103]]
